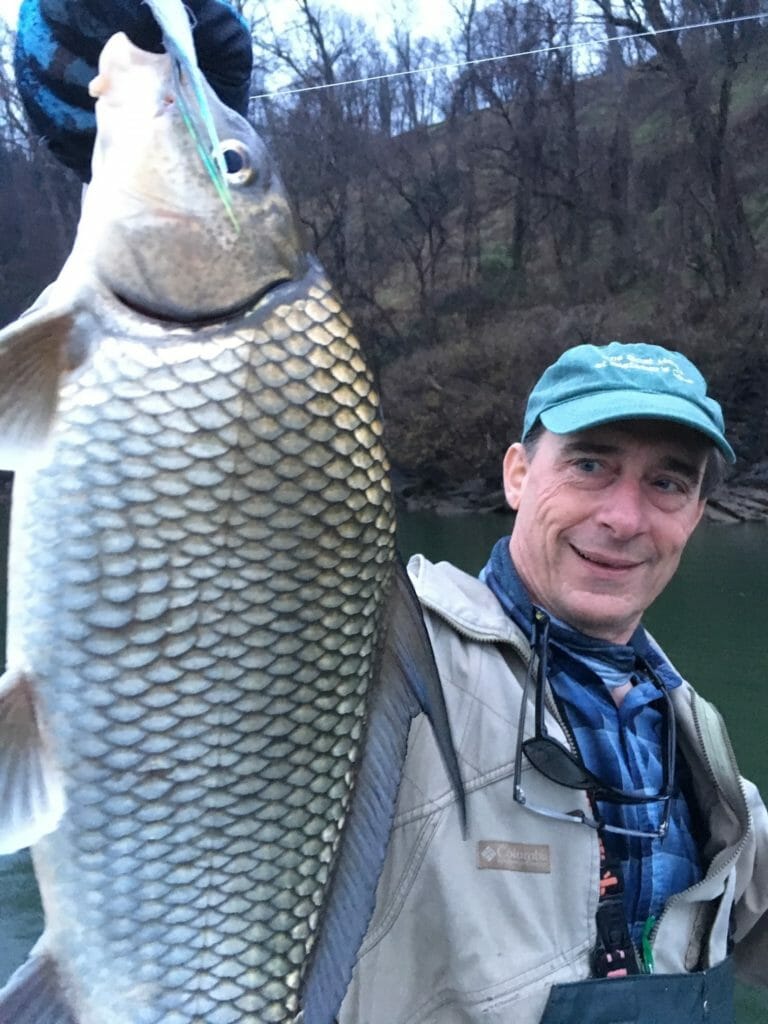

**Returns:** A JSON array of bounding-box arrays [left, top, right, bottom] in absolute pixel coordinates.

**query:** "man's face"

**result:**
[[504, 420, 709, 643]]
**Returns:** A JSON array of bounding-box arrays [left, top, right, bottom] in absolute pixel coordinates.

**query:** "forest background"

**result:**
[[1, 0, 767, 512]]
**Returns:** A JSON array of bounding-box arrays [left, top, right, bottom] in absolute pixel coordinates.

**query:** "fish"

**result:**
[[0, 8, 464, 1024]]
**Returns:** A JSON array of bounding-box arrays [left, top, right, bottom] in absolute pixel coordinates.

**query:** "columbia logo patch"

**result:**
[[477, 841, 551, 874]]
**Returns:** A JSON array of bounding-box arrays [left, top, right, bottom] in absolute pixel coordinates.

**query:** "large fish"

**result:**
[[0, 8, 464, 1023]]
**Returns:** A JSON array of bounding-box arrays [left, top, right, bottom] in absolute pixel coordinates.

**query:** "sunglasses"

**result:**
[[512, 611, 674, 840]]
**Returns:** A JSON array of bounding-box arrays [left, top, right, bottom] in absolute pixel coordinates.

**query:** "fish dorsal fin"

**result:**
[[386, 560, 466, 827], [0, 302, 84, 470], [0, 669, 67, 855]]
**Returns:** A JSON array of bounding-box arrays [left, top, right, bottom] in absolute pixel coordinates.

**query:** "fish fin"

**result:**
[[387, 558, 466, 827], [142, 0, 236, 226], [0, 946, 78, 1024], [0, 304, 82, 470], [0, 669, 66, 855], [299, 561, 465, 1024]]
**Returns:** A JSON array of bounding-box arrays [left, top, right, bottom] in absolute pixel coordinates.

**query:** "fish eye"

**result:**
[[213, 139, 255, 186]]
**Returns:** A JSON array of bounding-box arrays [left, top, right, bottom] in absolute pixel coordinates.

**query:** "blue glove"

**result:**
[[13, 0, 253, 181]]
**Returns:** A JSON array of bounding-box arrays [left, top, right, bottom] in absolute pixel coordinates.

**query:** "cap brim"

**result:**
[[539, 390, 736, 463]]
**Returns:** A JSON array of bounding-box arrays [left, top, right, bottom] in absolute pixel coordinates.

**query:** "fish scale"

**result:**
[[8, 268, 394, 1024]]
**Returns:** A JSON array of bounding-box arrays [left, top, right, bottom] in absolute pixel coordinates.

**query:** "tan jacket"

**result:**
[[339, 556, 768, 1024]]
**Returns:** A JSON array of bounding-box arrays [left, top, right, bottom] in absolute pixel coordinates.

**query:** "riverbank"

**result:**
[[705, 482, 768, 523], [395, 471, 768, 523]]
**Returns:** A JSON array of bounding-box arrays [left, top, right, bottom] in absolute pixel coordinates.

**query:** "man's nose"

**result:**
[[597, 476, 646, 537]]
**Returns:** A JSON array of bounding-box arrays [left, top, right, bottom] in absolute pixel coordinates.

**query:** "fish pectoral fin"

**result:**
[[0, 302, 85, 469], [0, 668, 66, 854], [386, 560, 467, 831], [0, 944, 78, 1024]]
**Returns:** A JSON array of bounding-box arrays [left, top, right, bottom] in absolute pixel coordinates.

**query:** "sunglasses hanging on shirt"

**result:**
[[512, 609, 674, 840]]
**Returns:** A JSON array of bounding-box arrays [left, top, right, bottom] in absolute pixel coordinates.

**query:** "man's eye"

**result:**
[[575, 459, 602, 473], [653, 477, 684, 493]]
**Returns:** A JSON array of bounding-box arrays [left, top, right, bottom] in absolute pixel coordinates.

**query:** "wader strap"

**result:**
[[539, 956, 734, 1024], [592, 836, 641, 978]]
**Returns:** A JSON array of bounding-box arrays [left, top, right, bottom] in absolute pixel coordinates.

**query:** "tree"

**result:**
[[593, 0, 757, 295], [599, 3, 636, 290], [379, 128, 460, 344]]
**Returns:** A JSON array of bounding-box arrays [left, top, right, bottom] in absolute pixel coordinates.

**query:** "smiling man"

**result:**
[[340, 342, 768, 1024], [505, 423, 710, 645]]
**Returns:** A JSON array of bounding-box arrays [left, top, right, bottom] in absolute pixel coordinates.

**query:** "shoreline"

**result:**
[[395, 476, 768, 523], [702, 483, 768, 524]]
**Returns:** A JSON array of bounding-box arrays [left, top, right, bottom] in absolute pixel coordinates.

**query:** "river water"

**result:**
[[1, 507, 767, 1020]]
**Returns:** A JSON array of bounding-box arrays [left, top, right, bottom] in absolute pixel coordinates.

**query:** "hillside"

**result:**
[[2, 7, 768, 514], [290, 36, 768, 508]]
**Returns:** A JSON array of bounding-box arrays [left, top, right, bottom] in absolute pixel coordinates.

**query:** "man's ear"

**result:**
[[503, 443, 529, 511]]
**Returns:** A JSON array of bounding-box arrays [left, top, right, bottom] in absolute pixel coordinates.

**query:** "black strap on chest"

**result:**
[[540, 957, 734, 1024], [592, 836, 641, 978]]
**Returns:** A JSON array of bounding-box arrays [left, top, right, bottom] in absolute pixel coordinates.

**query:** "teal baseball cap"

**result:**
[[523, 341, 735, 463]]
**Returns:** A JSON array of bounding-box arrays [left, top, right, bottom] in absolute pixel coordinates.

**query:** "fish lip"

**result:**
[[111, 273, 297, 326], [570, 543, 643, 570]]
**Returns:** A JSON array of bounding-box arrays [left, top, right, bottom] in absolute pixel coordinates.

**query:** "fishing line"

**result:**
[[251, 10, 766, 101]]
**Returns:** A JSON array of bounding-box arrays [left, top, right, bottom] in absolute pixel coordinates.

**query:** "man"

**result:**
[[13, 7, 768, 1020], [339, 342, 768, 1023]]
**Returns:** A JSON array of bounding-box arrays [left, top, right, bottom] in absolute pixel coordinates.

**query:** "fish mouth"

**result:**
[[112, 274, 297, 326], [570, 543, 643, 572]]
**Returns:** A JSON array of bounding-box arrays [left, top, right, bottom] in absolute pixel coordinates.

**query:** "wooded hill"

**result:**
[[2, 1, 768, 503]]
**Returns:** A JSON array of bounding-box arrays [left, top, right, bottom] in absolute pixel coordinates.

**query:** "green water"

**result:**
[[1, 506, 767, 1020]]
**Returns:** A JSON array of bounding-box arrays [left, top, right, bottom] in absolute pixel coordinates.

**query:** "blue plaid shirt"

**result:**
[[481, 538, 703, 947]]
